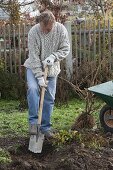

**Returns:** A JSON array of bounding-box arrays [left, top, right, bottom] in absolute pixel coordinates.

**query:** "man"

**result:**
[[24, 11, 70, 138]]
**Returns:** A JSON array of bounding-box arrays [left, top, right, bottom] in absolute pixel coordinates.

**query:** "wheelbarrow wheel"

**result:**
[[100, 104, 113, 133]]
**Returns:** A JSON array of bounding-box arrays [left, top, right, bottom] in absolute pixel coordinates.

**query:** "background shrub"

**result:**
[[0, 70, 26, 100]]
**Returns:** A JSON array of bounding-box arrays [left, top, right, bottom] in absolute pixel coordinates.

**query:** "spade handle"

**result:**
[[38, 67, 48, 125]]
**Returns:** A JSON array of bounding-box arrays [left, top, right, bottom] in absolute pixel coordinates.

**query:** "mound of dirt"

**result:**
[[1, 130, 113, 170]]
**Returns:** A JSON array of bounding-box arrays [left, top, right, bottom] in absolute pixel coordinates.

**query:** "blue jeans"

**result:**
[[26, 68, 57, 132]]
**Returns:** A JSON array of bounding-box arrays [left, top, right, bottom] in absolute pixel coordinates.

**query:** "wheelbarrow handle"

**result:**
[[38, 67, 48, 125]]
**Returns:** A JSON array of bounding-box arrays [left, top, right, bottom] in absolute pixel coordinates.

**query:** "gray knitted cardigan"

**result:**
[[24, 22, 70, 78]]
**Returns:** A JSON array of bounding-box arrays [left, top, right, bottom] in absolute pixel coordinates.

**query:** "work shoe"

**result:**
[[29, 124, 37, 135], [42, 129, 56, 139]]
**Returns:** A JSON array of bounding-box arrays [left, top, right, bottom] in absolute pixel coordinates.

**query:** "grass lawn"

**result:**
[[0, 98, 104, 138]]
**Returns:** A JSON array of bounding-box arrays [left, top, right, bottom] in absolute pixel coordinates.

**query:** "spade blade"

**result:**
[[28, 132, 44, 153]]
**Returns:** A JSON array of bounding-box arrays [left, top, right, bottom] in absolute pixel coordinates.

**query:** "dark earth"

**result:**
[[1, 130, 113, 170]]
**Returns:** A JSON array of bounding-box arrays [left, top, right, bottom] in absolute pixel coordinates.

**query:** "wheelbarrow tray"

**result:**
[[88, 81, 113, 108]]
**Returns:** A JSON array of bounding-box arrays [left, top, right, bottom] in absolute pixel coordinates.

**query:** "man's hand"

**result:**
[[42, 54, 56, 68], [38, 77, 47, 87]]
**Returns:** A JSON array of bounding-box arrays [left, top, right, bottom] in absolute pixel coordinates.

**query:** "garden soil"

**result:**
[[1, 130, 113, 170]]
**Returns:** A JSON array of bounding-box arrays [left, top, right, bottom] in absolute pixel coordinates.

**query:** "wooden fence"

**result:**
[[0, 20, 113, 79], [72, 19, 113, 66], [0, 23, 31, 77]]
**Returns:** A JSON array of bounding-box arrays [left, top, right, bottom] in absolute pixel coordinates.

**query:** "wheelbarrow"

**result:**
[[88, 81, 113, 133]]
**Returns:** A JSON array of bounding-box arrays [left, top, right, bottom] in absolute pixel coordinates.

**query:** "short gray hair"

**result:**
[[39, 10, 55, 25]]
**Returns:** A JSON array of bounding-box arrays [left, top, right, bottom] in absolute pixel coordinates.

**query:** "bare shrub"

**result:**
[[56, 57, 113, 129]]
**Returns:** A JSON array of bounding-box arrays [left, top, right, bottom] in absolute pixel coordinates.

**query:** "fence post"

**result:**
[[64, 21, 73, 80]]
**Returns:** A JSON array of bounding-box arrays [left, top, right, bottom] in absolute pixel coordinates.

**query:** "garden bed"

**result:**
[[0, 130, 113, 170]]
